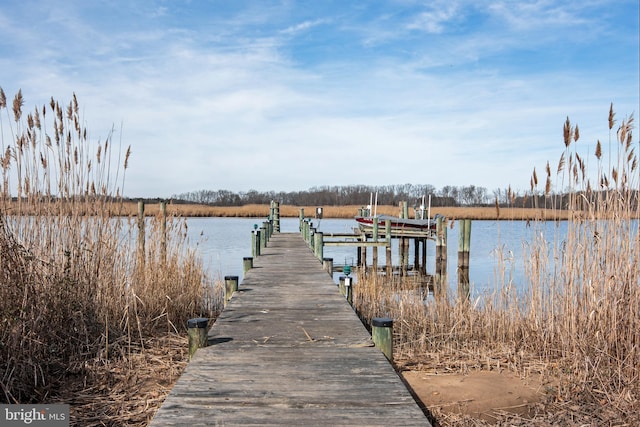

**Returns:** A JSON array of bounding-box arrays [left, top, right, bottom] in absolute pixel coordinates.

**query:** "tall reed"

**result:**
[[353, 106, 638, 421], [0, 89, 217, 403]]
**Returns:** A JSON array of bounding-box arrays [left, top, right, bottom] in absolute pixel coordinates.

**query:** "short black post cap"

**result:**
[[372, 317, 393, 328], [224, 275, 239, 281], [187, 317, 209, 329]]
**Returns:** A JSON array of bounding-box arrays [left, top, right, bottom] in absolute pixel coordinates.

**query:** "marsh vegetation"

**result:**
[[0, 90, 220, 424], [352, 108, 639, 425]]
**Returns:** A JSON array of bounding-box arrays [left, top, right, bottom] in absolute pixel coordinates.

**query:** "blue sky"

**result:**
[[0, 0, 638, 198]]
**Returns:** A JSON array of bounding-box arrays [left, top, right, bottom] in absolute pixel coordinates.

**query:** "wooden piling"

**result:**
[[401, 201, 409, 219], [137, 200, 145, 268], [385, 220, 392, 276], [372, 317, 393, 362], [187, 317, 208, 359], [372, 217, 379, 272], [413, 237, 419, 273], [457, 219, 471, 300], [299, 208, 305, 231], [160, 201, 167, 265], [344, 276, 353, 305], [263, 221, 270, 243], [314, 232, 324, 261], [253, 230, 261, 257], [225, 275, 239, 304], [260, 225, 267, 250], [399, 237, 410, 276], [421, 238, 427, 274], [435, 216, 447, 297], [272, 201, 280, 232], [323, 257, 333, 276], [243, 257, 253, 273]]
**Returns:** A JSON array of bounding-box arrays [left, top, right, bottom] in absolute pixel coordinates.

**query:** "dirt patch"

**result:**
[[402, 370, 547, 424]]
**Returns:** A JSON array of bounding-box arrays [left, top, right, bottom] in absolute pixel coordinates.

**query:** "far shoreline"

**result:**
[[1, 200, 574, 220], [128, 202, 573, 221]]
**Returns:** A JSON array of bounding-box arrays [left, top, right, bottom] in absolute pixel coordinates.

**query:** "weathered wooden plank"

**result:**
[[150, 233, 430, 426]]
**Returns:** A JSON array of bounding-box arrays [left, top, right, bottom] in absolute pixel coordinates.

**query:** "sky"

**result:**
[[0, 0, 638, 198]]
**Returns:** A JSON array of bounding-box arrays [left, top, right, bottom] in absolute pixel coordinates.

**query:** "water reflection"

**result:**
[[184, 216, 568, 297]]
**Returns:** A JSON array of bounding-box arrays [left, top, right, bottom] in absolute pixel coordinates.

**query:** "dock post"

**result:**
[[310, 228, 315, 251], [263, 221, 270, 243], [299, 209, 305, 231], [314, 232, 324, 261], [251, 230, 256, 257], [385, 220, 392, 276], [323, 257, 333, 276], [421, 238, 427, 274], [253, 230, 261, 256], [187, 317, 209, 359], [266, 220, 273, 240], [243, 256, 253, 273], [435, 216, 447, 297], [401, 201, 409, 219], [413, 238, 419, 273], [272, 201, 280, 233], [137, 200, 145, 269], [305, 221, 311, 243], [339, 275, 346, 295], [372, 317, 393, 362], [160, 200, 167, 265], [372, 217, 379, 273], [361, 243, 367, 270], [225, 275, 239, 304], [260, 224, 267, 250], [457, 219, 471, 300], [399, 238, 409, 276], [344, 276, 353, 305], [404, 238, 410, 275]]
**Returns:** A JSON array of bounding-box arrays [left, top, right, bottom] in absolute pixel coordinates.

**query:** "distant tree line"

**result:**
[[168, 185, 640, 210], [171, 184, 508, 207]]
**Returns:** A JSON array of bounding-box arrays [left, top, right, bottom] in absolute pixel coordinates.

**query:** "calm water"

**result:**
[[184, 217, 568, 296]]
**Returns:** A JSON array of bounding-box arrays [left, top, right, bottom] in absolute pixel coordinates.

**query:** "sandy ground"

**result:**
[[402, 370, 546, 423]]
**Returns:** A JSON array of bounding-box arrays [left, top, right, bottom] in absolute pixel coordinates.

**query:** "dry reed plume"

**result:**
[[353, 106, 639, 425], [0, 89, 220, 422]]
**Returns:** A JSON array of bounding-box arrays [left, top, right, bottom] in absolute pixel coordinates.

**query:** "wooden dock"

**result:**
[[150, 232, 430, 426]]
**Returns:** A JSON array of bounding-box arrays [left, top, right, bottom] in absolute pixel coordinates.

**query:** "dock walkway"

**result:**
[[150, 232, 430, 426]]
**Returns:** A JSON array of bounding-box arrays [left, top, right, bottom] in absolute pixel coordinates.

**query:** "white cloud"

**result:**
[[406, 1, 462, 34], [281, 19, 329, 35], [0, 0, 636, 197]]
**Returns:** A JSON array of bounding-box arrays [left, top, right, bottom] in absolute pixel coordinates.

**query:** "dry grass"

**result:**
[[54, 334, 189, 426], [2, 198, 572, 221], [0, 89, 222, 423], [115, 202, 571, 221], [352, 108, 639, 425]]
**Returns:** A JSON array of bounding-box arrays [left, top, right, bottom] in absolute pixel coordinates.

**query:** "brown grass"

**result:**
[[114, 202, 572, 221], [185, 112, 636, 424], [0, 90, 222, 424], [352, 108, 639, 425]]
